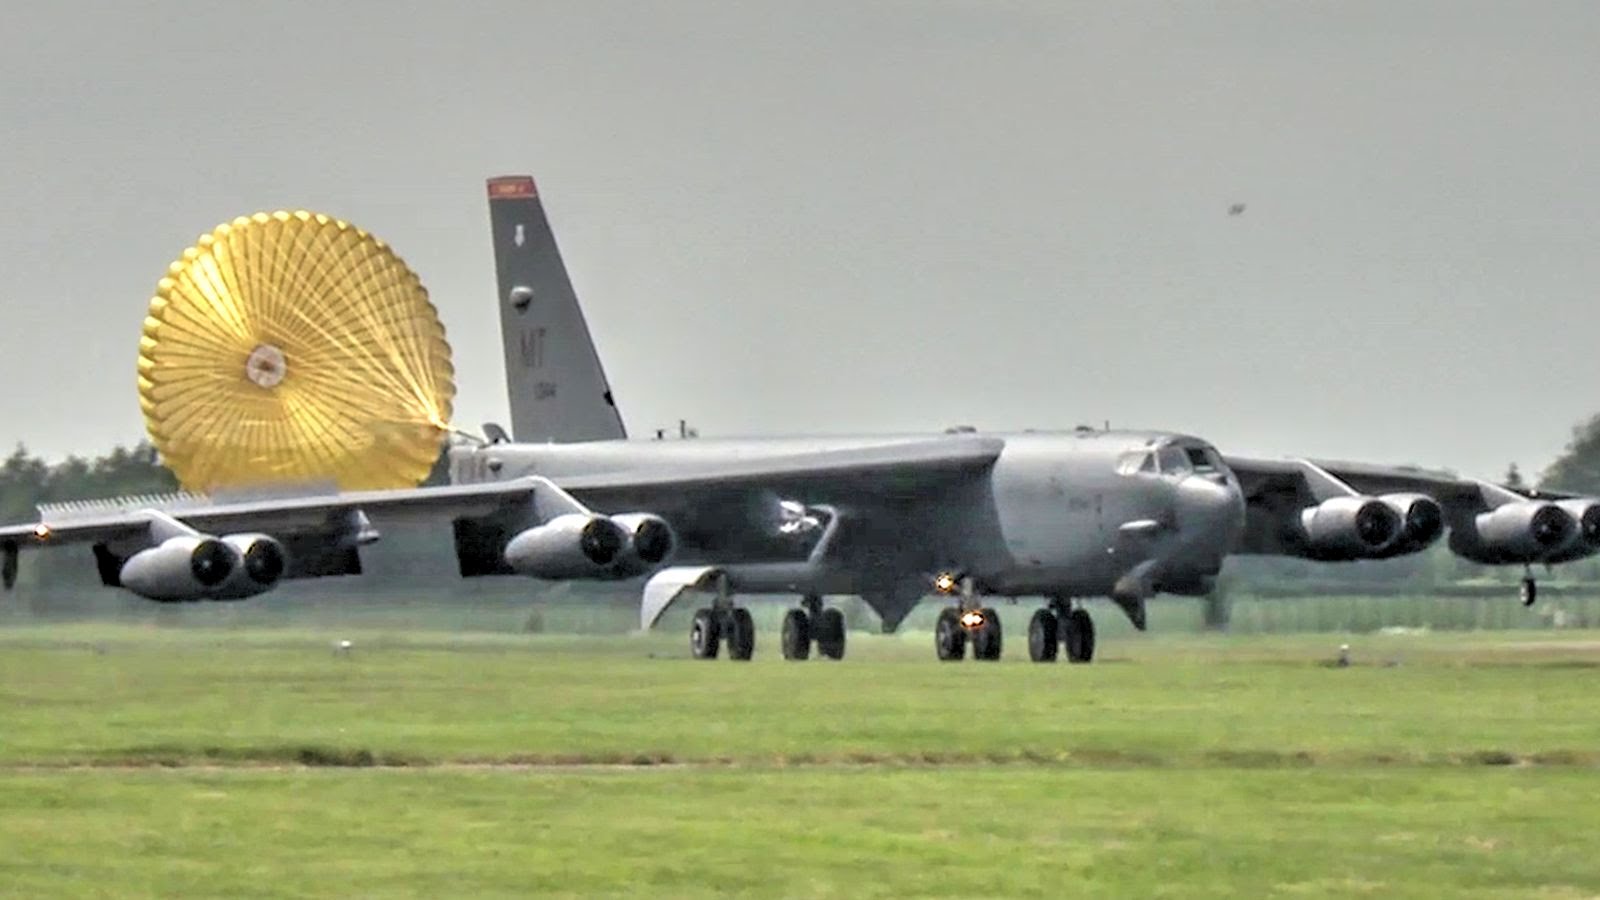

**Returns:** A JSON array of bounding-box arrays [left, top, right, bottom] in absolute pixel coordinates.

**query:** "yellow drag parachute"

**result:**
[[138, 211, 455, 492]]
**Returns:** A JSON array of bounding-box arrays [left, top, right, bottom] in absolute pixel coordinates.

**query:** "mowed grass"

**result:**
[[3, 623, 1600, 896], [4, 768, 1600, 898], [2, 623, 1599, 768]]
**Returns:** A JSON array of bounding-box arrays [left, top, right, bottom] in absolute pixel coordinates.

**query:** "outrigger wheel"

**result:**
[[139, 211, 456, 493]]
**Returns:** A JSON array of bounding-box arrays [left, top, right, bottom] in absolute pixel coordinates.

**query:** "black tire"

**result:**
[[690, 607, 720, 659], [1520, 578, 1538, 607], [973, 608, 1003, 660], [1063, 608, 1095, 663], [816, 608, 847, 660], [780, 609, 811, 660], [1028, 609, 1059, 662], [935, 607, 966, 661], [727, 608, 755, 661]]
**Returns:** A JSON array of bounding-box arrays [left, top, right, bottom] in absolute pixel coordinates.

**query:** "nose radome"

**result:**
[[1177, 476, 1246, 539]]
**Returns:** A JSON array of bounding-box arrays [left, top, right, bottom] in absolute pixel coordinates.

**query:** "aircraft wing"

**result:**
[[1223, 455, 1498, 556], [557, 436, 1005, 505], [1226, 457, 1489, 508], [557, 436, 1007, 568], [0, 437, 1005, 589], [0, 481, 541, 547]]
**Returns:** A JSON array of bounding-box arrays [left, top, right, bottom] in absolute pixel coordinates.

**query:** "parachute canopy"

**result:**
[[139, 211, 455, 492]]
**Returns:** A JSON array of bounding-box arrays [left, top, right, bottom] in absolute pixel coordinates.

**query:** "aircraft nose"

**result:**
[[1176, 474, 1246, 547]]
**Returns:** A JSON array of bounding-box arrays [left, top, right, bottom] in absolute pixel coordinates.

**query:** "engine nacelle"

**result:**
[[1541, 498, 1600, 564], [208, 534, 289, 600], [608, 513, 677, 577], [1368, 493, 1446, 558], [1297, 496, 1402, 560], [503, 514, 627, 579], [120, 536, 235, 602], [1451, 500, 1576, 564]]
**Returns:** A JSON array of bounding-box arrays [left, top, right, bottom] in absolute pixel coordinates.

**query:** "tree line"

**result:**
[[0, 442, 179, 525]]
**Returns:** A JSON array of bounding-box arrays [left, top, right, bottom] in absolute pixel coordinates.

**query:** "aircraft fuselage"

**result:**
[[447, 428, 1246, 603]]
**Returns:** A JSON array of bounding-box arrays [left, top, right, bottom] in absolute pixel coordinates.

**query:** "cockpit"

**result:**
[[1116, 441, 1227, 479]]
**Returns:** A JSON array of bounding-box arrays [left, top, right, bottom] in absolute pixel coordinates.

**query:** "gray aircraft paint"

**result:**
[[446, 427, 1239, 626], [469, 187, 1247, 628]]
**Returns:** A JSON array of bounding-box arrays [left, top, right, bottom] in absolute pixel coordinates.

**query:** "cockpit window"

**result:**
[[1116, 451, 1157, 476], [1156, 445, 1191, 475], [1186, 445, 1221, 473]]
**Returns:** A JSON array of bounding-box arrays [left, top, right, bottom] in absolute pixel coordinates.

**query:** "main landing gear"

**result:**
[[1027, 599, 1095, 663], [687, 574, 754, 661], [780, 595, 847, 661], [689, 606, 755, 660], [1520, 567, 1539, 607], [934, 605, 1003, 660], [932, 576, 1002, 661], [688, 590, 848, 661], [926, 576, 1100, 664]]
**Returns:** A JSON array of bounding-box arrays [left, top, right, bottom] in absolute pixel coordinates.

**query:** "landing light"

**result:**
[[32, 524, 50, 540], [960, 610, 985, 629], [933, 572, 959, 594]]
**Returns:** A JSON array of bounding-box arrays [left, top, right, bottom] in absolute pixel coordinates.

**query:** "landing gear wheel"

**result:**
[[972, 608, 1003, 660], [1520, 577, 1538, 607], [1062, 608, 1095, 663], [690, 608, 721, 660], [815, 608, 847, 660], [1028, 609, 1059, 662], [780, 609, 811, 660], [935, 607, 967, 661], [726, 608, 756, 661]]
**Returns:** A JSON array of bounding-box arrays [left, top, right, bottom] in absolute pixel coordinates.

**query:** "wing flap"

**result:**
[[0, 438, 1005, 586]]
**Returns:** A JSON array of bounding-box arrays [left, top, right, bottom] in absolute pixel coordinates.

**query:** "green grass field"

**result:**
[[3, 622, 1600, 897]]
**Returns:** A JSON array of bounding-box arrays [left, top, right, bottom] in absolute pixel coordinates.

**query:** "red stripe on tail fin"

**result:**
[[487, 176, 537, 200]]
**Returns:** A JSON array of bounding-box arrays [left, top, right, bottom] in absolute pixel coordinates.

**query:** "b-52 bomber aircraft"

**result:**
[[4, 175, 1595, 663]]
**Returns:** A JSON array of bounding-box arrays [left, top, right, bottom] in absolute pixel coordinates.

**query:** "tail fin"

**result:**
[[487, 175, 626, 443]]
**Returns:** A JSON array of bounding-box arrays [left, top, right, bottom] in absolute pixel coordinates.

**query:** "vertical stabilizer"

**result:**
[[487, 175, 626, 442]]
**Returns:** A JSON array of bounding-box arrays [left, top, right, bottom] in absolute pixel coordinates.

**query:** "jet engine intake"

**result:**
[[1540, 499, 1600, 564], [1452, 500, 1576, 564], [208, 534, 289, 600], [1298, 496, 1402, 560], [608, 513, 677, 576], [119, 536, 235, 602], [503, 513, 627, 579], [1369, 493, 1446, 558]]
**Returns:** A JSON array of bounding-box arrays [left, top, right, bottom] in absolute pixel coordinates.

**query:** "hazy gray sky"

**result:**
[[5, 1, 1600, 481]]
